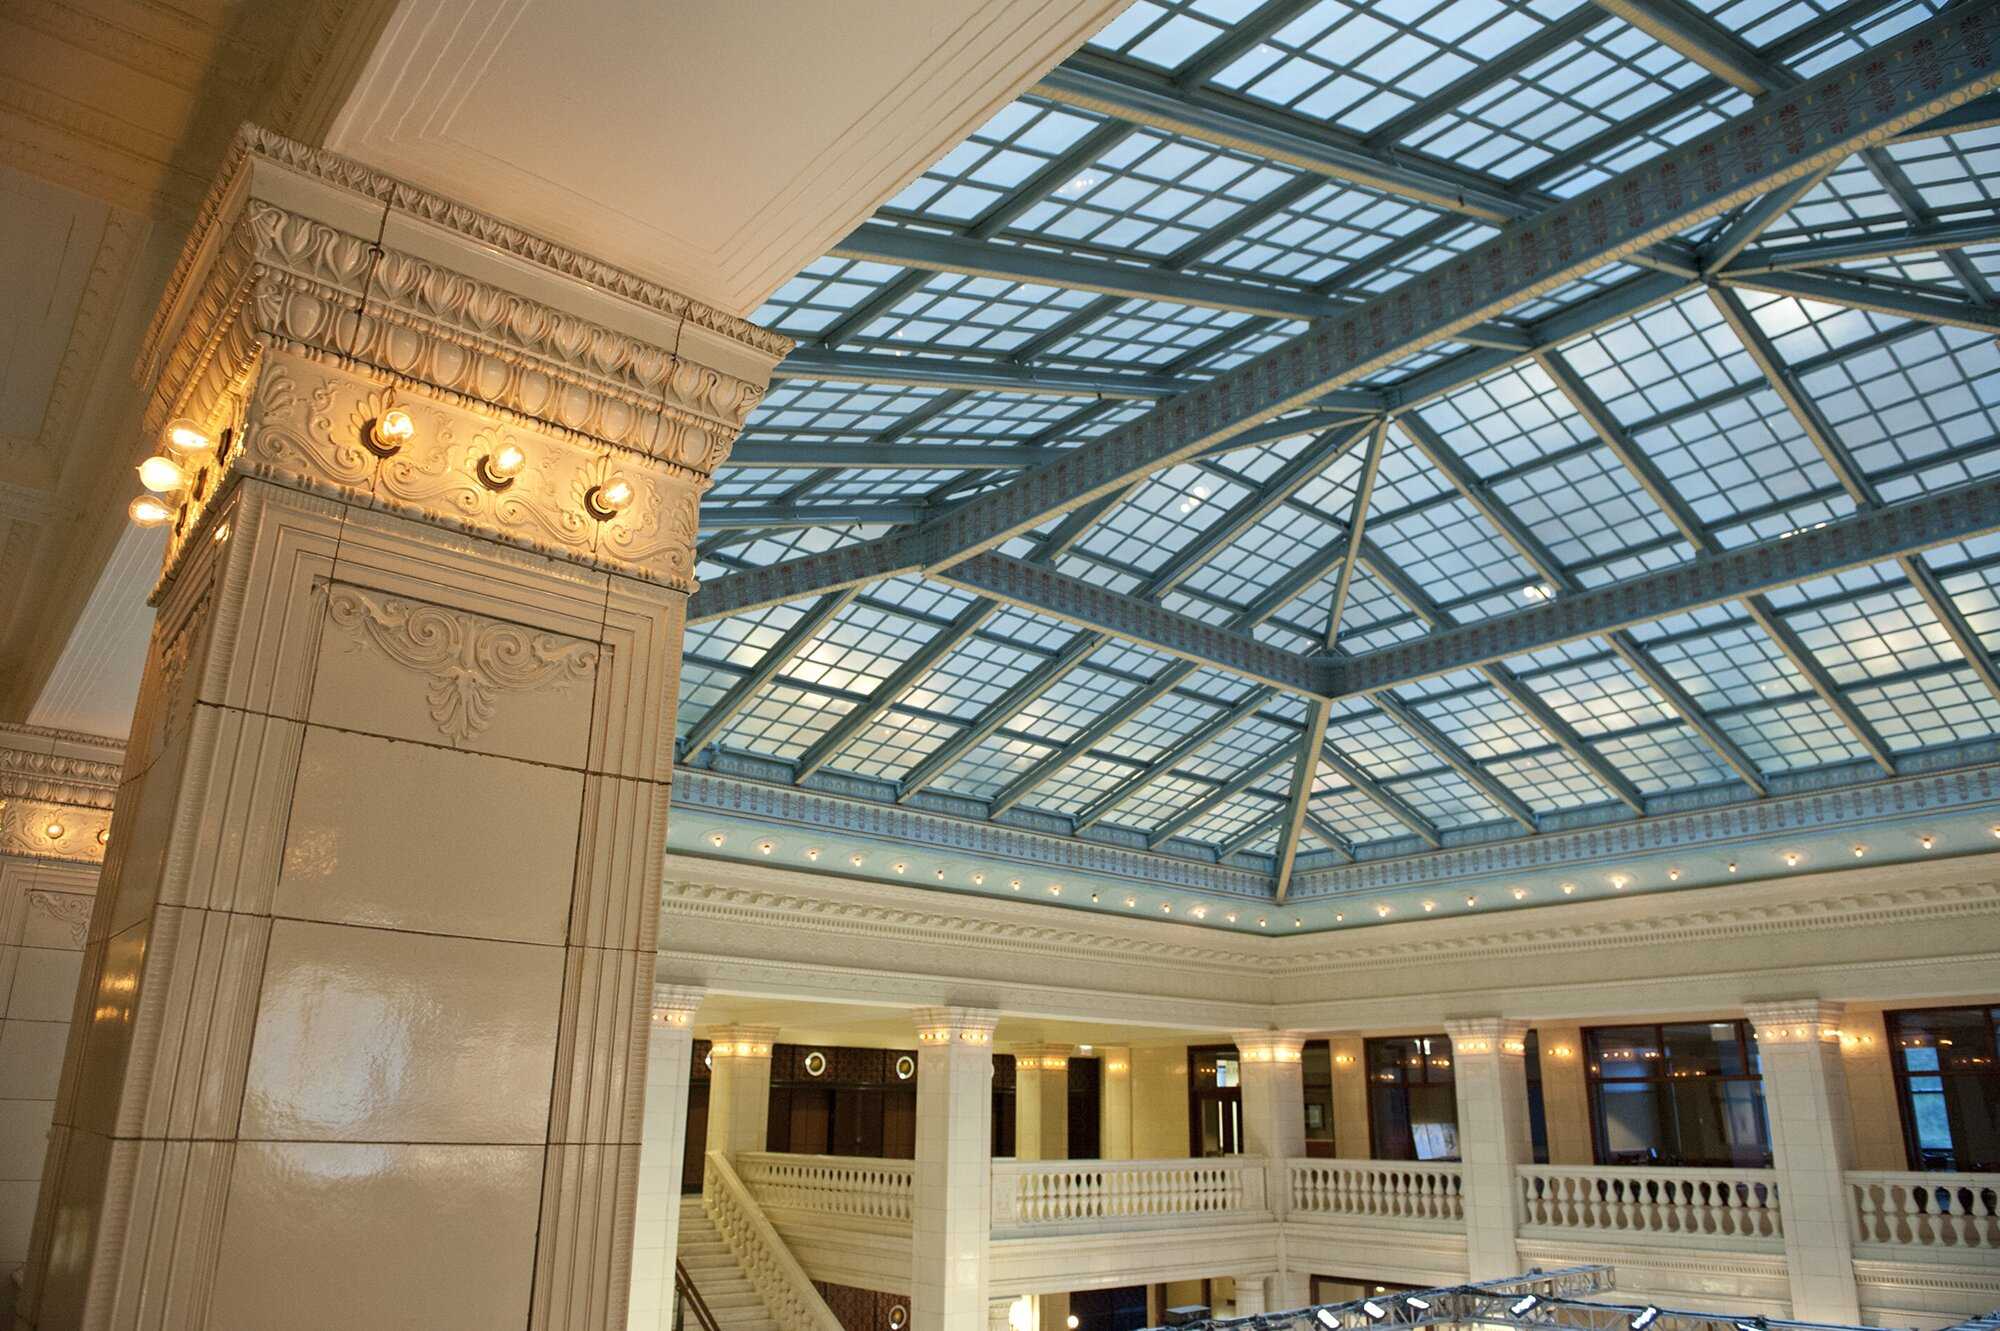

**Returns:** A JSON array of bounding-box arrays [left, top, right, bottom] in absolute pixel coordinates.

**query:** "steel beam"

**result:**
[[1147, 741, 1299, 847], [934, 550, 1328, 694], [1607, 631, 1769, 796], [914, 8, 2000, 574], [1330, 473, 2000, 695], [678, 589, 860, 758], [774, 348, 1186, 398], [1072, 687, 1278, 831], [725, 441, 1051, 469], [1370, 693, 1538, 830], [1317, 742, 1443, 847], [1592, 0, 1785, 93], [1326, 420, 1386, 649], [1274, 700, 1331, 900], [699, 501, 928, 529], [1725, 214, 2000, 275], [1036, 56, 1534, 223], [892, 628, 1107, 799], [1718, 269, 2000, 334]]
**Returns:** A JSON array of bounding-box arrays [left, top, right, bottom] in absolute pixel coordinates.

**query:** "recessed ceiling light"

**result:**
[[1511, 886, 1529, 900], [1667, 866, 1681, 881], [851, 852, 866, 866], [1919, 833, 1936, 850], [707, 832, 725, 847], [805, 847, 821, 861], [1560, 881, 1577, 895]]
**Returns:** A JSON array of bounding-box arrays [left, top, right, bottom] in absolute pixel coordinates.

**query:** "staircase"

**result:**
[[677, 1195, 783, 1331]]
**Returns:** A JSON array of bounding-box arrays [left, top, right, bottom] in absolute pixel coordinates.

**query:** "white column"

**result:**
[[989, 1295, 1022, 1331], [1746, 1000, 1861, 1324], [1036, 1291, 1071, 1329], [1444, 1018, 1532, 1280], [1233, 1276, 1267, 1314], [630, 985, 703, 1330], [1013, 1042, 1070, 1161], [1237, 1029, 1308, 1309], [706, 1025, 778, 1159], [913, 1007, 998, 1331], [1100, 1046, 1133, 1160]]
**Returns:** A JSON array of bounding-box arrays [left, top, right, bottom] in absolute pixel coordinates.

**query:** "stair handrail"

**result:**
[[702, 1151, 846, 1331], [675, 1259, 723, 1331]]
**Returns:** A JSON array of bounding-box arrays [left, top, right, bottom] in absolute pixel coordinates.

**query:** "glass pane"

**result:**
[[1894, 1007, 1999, 1072], [1215, 1054, 1240, 1089], [1589, 1027, 1662, 1079], [1597, 1082, 1664, 1164], [1662, 1021, 1749, 1076], [1409, 1085, 1460, 1161]]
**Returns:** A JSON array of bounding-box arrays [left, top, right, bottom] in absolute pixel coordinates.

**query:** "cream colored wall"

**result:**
[[1837, 1003, 1906, 1171], [1131, 1044, 1191, 1159], [1328, 1035, 1369, 1158], [0, 859, 96, 1317], [1535, 1024, 1592, 1165]]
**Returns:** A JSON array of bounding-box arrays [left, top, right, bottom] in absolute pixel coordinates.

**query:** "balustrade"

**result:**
[[1516, 1165, 1781, 1243], [737, 1151, 913, 1223], [701, 1152, 847, 1331], [1288, 1159, 1465, 1227], [1848, 1171, 2000, 1251], [992, 1157, 1269, 1235]]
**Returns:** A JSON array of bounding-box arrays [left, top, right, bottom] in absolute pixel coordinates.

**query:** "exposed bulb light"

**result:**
[[970, 872, 985, 885], [936, 867, 946, 879], [1318, 1313, 1341, 1329], [138, 456, 188, 494], [128, 495, 174, 527], [755, 839, 774, 855], [368, 408, 415, 456], [1047, 883, 1061, 896], [1560, 881, 1577, 895], [1511, 886, 1529, 900], [1727, 861, 1739, 873], [478, 443, 528, 490], [96, 828, 110, 846], [707, 832, 725, 847], [892, 861, 906, 874], [1123, 895, 1136, 908], [1225, 912, 1238, 924], [1293, 917, 1302, 927], [1257, 916, 1267, 927], [1068, 1318, 1080, 1330], [44, 821, 65, 840], [1667, 867, 1681, 881], [164, 418, 211, 456], [585, 476, 635, 521], [1782, 851, 1801, 867], [851, 853, 866, 866], [1852, 844, 1867, 858], [806, 847, 821, 861], [1465, 894, 1478, 907], [1919, 833, 1936, 850], [1090, 891, 1099, 902], [1609, 873, 1630, 891], [1010, 878, 1022, 891]]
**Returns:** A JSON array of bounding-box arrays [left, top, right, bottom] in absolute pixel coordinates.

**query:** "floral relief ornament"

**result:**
[[325, 585, 599, 744]]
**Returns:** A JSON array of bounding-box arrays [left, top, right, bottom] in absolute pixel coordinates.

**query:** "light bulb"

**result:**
[[370, 408, 415, 454], [44, 821, 65, 840], [805, 847, 821, 861], [128, 495, 174, 527], [96, 828, 110, 846], [587, 476, 634, 519], [138, 456, 187, 494], [478, 443, 528, 490], [165, 418, 211, 455]]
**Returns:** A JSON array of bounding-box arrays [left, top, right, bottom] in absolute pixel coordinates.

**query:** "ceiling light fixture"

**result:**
[[138, 456, 188, 495], [164, 418, 212, 456]]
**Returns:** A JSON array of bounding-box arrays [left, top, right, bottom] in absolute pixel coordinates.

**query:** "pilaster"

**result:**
[[913, 1006, 997, 1331], [1443, 1017, 1531, 1280], [1535, 1024, 1592, 1165], [1233, 1276, 1266, 1314], [1235, 1030, 1307, 1206], [1746, 999, 1862, 1324], [1327, 1034, 1368, 1159], [15, 126, 785, 1331], [1012, 1043, 1070, 1162], [630, 985, 704, 1331], [1099, 1046, 1133, 1161], [705, 1025, 779, 1159]]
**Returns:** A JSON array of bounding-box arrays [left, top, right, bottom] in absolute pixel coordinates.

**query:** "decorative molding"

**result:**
[[0, 723, 124, 808], [26, 887, 93, 945], [324, 584, 597, 744], [1745, 998, 1845, 1043]]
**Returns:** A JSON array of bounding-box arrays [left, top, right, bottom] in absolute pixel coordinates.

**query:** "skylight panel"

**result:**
[[752, 256, 911, 334], [1404, 683, 1544, 759], [1399, 17, 1705, 179], [928, 733, 1058, 801], [1368, 494, 1536, 601], [1560, 291, 1755, 421], [1884, 127, 2000, 211], [1488, 749, 1618, 810], [1638, 389, 1852, 543], [1272, 562, 1424, 654], [1029, 754, 1146, 817], [1854, 667, 2000, 750], [1387, 769, 1506, 828], [1413, 364, 1596, 478], [1039, 298, 1257, 368], [1299, 779, 1397, 844], [1096, 690, 1231, 764], [1197, 181, 1450, 287], [698, 523, 895, 573], [883, 98, 1109, 223], [1706, 0, 1849, 48], [1016, 666, 1150, 743], [984, 606, 1083, 654], [1782, 156, 1909, 238], [1795, 324, 2000, 496], [1929, 554, 2000, 657], [1521, 652, 1675, 735], [748, 380, 948, 437], [1007, 131, 1297, 258], [829, 712, 964, 781], [1489, 443, 1683, 568], [1073, 460, 1256, 577], [1778, 578, 1962, 685], [1086, 0, 1246, 71], [1589, 725, 1741, 793], [1181, 714, 1297, 781], [1179, 496, 1342, 606], [1789, 0, 1953, 78], [1534, 84, 1751, 198], [1501, 261, 1643, 322], [1108, 772, 1228, 833], [1184, 779, 1289, 845], [900, 637, 1053, 720], [1326, 705, 1439, 778], [1632, 613, 1812, 711], [783, 600, 949, 696], [676, 664, 738, 741], [855, 268, 1101, 354], [1715, 696, 1872, 771], [719, 684, 859, 760], [683, 597, 821, 671]]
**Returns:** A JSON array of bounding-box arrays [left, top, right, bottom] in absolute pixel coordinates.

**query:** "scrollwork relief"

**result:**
[[325, 585, 599, 744]]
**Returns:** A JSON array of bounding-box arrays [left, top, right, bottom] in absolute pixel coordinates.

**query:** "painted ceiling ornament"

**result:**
[[325, 585, 598, 744]]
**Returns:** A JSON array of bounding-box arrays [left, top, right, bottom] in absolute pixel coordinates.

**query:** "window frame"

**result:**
[[1885, 1003, 2000, 1173], [1583, 1019, 1771, 1169]]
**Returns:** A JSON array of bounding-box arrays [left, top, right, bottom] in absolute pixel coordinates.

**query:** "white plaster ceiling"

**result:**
[[326, 0, 1130, 315]]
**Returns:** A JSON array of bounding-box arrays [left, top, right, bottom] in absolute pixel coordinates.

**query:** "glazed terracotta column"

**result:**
[[16, 127, 784, 1331], [1745, 1000, 1862, 1324], [1235, 1030, 1308, 1311], [1444, 1018, 1533, 1280], [1327, 1035, 1368, 1157], [631, 986, 705, 1330], [1099, 1046, 1132, 1160], [912, 1007, 997, 1331], [1012, 1043, 1070, 1161], [704, 1025, 778, 1159]]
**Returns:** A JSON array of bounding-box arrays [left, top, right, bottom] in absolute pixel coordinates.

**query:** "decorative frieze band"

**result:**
[[0, 723, 123, 866]]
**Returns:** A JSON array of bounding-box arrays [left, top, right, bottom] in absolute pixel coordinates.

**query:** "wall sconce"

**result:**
[[365, 408, 414, 457], [477, 443, 527, 491], [584, 476, 634, 520]]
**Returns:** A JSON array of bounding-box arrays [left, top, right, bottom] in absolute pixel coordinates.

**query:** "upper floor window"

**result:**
[[1189, 1045, 1242, 1157], [1367, 1035, 1458, 1161], [1887, 1005, 2000, 1172], [1585, 1021, 1771, 1168]]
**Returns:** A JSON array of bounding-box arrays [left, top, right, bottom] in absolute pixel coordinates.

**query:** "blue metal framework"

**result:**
[[682, 0, 2000, 904]]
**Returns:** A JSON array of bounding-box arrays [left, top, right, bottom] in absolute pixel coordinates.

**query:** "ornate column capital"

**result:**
[[1443, 1017, 1530, 1055], [1746, 998, 1846, 1045], [650, 984, 706, 1028], [0, 723, 124, 866], [1010, 1042, 1072, 1071], [134, 126, 791, 600], [1233, 1030, 1308, 1064], [913, 1006, 999, 1047], [707, 1025, 779, 1060]]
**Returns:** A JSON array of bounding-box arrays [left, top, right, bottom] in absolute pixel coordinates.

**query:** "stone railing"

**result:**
[[1849, 1171, 2000, 1251], [737, 1151, 913, 1224], [701, 1152, 846, 1331], [1517, 1165, 1782, 1244], [1289, 1159, 1465, 1228], [992, 1157, 1270, 1236]]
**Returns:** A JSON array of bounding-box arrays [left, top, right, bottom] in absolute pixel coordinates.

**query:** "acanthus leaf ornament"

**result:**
[[326, 586, 598, 744]]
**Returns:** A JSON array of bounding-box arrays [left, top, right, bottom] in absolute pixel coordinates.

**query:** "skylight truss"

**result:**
[[683, 0, 2000, 902]]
